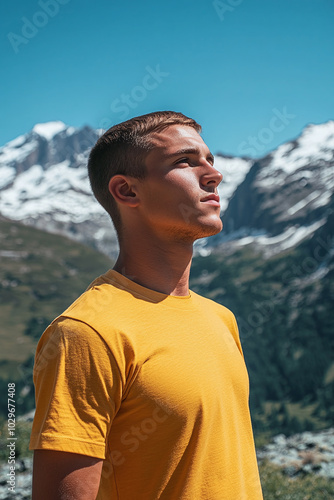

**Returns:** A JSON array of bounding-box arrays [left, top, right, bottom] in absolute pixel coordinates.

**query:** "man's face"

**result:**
[[135, 125, 223, 242]]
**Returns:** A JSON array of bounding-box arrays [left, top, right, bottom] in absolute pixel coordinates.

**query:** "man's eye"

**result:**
[[175, 158, 189, 165]]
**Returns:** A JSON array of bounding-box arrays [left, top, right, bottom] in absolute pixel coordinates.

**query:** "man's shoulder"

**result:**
[[37, 270, 134, 359], [190, 289, 236, 320], [42, 270, 128, 338], [62, 269, 131, 317], [191, 291, 243, 352]]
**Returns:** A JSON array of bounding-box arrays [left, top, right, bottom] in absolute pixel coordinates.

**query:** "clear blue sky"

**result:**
[[1, 0, 333, 157]]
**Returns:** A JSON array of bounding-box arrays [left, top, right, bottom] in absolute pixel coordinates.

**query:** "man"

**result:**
[[30, 111, 263, 499]]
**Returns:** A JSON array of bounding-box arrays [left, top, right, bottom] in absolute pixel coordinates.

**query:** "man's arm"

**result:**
[[32, 450, 103, 500]]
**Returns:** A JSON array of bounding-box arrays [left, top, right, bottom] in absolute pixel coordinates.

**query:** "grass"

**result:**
[[256, 401, 328, 431], [1, 217, 333, 438], [0, 218, 113, 365], [1, 421, 333, 500], [259, 461, 334, 499], [0, 419, 33, 462]]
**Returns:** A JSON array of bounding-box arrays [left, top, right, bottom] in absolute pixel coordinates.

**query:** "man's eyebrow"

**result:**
[[162, 148, 215, 163]]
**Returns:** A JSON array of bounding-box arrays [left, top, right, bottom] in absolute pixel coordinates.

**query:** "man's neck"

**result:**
[[113, 233, 193, 297]]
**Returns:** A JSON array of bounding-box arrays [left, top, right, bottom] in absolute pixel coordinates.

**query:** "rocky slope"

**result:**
[[257, 428, 334, 479], [2, 119, 333, 259], [0, 121, 253, 257], [0, 119, 333, 435], [213, 121, 334, 257], [1, 428, 333, 499], [0, 122, 116, 256]]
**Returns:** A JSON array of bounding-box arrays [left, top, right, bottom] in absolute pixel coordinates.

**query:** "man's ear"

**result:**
[[108, 175, 139, 207]]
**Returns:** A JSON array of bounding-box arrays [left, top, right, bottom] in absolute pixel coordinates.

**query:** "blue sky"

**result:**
[[1, 0, 333, 157]]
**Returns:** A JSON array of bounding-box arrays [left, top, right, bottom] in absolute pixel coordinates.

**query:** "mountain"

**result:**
[[0, 122, 117, 256], [0, 121, 254, 257], [0, 215, 113, 418], [1, 121, 333, 260], [212, 121, 334, 257], [189, 201, 334, 435], [0, 120, 333, 437], [0, 216, 113, 365], [196, 121, 334, 435]]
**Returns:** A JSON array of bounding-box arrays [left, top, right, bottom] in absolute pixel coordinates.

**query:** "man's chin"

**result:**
[[193, 219, 223, 240]]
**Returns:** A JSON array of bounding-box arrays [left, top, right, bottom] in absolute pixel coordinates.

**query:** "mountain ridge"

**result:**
[[1, 119, 333, 259], [0, 121, 333, 438]]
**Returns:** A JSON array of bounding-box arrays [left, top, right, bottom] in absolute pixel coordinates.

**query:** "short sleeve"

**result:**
[[230, 312, 244, 357], [214, 303, 244, 357], [29, 317, 123, 459]]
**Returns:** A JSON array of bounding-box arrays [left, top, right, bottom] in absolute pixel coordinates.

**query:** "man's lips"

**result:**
[[200, 194, 220, 206]]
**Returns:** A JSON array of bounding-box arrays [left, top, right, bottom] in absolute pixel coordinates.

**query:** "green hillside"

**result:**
[[0, 218, 113, 361], [190, 225, 334, 436], [0, 217, 333, 437], [0, 218, 113, 414]]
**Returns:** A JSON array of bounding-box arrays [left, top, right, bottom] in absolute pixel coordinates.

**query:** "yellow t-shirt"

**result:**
[[30, 270, 263, 499]]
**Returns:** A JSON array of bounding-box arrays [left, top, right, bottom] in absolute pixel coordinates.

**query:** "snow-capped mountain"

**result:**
[[0, 122, 118, 255], [0, 121, 253, 256], [0, 120, 333, 258], [214, 154, 254, 212], [213, 121, 334, 257]]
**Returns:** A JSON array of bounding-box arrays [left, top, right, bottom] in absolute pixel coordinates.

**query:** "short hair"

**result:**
[[88, 111, 201, 236]]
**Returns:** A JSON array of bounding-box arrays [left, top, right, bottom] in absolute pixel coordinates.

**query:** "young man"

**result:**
[[30, 111, 263, 499]]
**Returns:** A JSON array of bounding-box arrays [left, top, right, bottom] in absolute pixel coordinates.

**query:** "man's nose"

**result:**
[[201, 163, 223, 187]]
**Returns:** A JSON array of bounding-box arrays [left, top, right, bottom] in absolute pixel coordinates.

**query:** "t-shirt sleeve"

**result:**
[[230, 312, 244, 357], [29, 317, 123, 459], [214, 302, 244, 357]]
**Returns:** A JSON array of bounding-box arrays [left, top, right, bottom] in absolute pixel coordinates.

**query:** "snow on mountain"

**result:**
[[0, 166, 16, 189], [255, 121, 334, 195], [232, 217, 327, 258], [0, 135, 37, 168], [203, 120, 334, 257], [0, 122, 118, 255], [0, 120, 333, 258], [32, 121, 67, 140], [266, 121, 334, 176], [0, 122, 254, 256], [0, 124, 99, 222], [214, 155, 253, 211], [0, 161, 103, 223]]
